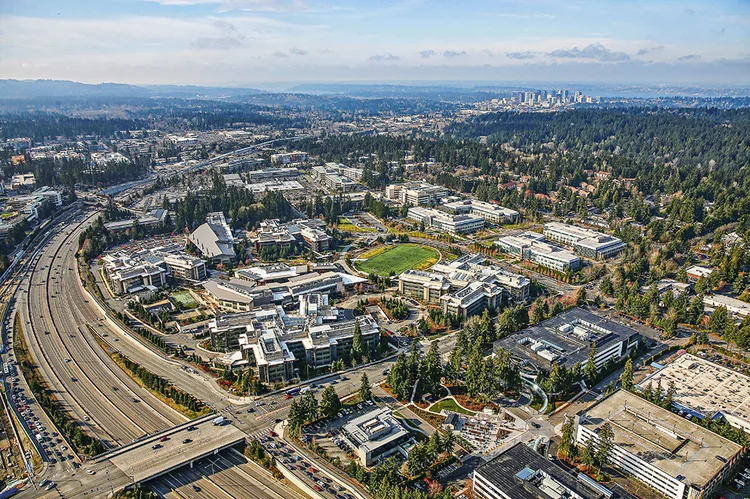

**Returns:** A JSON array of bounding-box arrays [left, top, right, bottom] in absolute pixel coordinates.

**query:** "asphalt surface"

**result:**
[[10, 207, 461, 498], [17, 211, 185, 447]]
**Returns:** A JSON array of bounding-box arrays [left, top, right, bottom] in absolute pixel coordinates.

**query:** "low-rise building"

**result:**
[[102, 244, 206, 295], [496, 232, 581, 272], [575, 390, 742, 499], [686, 265, 714, 282], [440, 281, 503, 320], [398, 270, 451, 304], [473, 442, 609, 499], [312, 165, 361, 193], [638, 353, 750, 433], [390, 181, 447, 206], [407, 206, 484, 234], [543, 222, 626, 259], [212, 293, 380, 381], [703, 294, 750, 319], [10, 173, 36, 190], [271, 151, 309, 165], [340, 407, 413, 466], [443, 199, 519, 224], [189, 212, 236, 264], [495, 307, 640, 373], [246, 168, 299, 182]]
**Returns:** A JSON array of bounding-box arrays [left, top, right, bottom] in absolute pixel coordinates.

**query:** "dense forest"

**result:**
[[0, 99, 309, 140], [171, 171, 296, 231]]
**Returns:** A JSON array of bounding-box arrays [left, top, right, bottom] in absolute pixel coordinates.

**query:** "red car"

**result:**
[[313, 486, 321, 492], [308, 467, 318, 473], [160, 436, 169, 442], [285, 394, 292, 400], [269, 431, 277, 437]]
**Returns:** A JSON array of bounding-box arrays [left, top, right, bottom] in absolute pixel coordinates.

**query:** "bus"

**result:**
[[285, 387, 301, 397]]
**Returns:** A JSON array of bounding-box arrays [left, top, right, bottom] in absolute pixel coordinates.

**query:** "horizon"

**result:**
[[1, 0, 748, 86]]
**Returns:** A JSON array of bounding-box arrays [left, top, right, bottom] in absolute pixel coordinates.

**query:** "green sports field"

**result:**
[[170, 290, 199, 308], [355, 244, 439, 275]]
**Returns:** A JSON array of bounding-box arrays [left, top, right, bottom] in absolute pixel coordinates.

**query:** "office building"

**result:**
[[10, 173, 36, 190], [443, 199, 519, 224], [407, 206, 484, 234], [543, 223, 626, 260], [473, 442, 609, 499], [102, 244, 206, 295], [398, 270, 451, 304], [639, 353, 750, 434], [389, 181, 448, 206], [106, 261, 167, 295], [312, 165, 361, 193], [440, 281, 503, 320], [271, 151, 309, 165], [189, 212, 236, 264], [496, 233, 581, 272], [246, 168, 299, 183], [575, 390, 742, 499], [431, 254, 531, 303], [340, 407, 413, 466], [212, 293, 379, 381], [495, 308, 640, 372], [703, 294, 750, 319]]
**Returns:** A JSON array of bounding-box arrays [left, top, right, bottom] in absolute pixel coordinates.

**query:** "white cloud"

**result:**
[[144, 0, 309, 12]]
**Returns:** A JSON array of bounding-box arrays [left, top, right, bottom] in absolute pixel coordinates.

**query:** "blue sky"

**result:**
[[0, 0, 748, 86]]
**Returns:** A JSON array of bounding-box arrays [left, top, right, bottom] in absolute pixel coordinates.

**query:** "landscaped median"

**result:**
[[354, 244, 439, 276]]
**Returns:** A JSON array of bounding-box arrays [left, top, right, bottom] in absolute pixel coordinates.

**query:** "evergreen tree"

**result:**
[[584, 342, 599, 386], [359, 372, 372, 402], [620, 357, 634, 391], [320, 385, 342, 419]]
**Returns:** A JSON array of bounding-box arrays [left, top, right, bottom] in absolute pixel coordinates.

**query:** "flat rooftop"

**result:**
[[579, 390, 742, 489], [475, 442, 605, 499], [495, 308, 639, 370], [640, 353, 750, 431]]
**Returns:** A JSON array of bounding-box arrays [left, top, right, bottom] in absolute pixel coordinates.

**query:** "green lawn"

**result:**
[[355, 244, 439, 275], [337, 217, 375, 233], [429, 398, 476, 416], [170, 290, 199, 308]]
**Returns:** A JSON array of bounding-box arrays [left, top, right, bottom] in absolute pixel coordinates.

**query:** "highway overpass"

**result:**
[[98, 413, 247, 489]]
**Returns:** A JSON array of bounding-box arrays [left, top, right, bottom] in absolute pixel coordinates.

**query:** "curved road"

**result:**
[[18, 212, 186, 447]]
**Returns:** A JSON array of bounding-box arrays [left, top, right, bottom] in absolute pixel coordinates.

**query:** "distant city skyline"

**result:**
[[0, 0, 748, 85]]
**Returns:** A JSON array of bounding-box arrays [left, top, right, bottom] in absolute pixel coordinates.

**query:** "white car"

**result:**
[[86, 469, 96, 475]]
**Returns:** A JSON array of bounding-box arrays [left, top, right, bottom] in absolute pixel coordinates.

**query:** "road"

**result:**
[[153, 448, 308, 499], [10, 207, 462, 497], [16, 211, 186, 449]]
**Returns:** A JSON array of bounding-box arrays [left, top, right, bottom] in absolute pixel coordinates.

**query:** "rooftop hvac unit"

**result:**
[[559, 324, 573, 333], [538, 349, 559, 362]]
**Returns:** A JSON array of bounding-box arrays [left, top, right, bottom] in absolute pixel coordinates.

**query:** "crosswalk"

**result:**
[[246, 427, 271, 441]]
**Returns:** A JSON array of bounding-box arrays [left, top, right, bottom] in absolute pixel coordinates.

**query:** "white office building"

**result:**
[[407, 206, 484, 234]]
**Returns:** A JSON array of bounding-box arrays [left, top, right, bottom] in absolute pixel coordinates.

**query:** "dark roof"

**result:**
[[494, 307, 640, 370], [475, 443, 604, 499]]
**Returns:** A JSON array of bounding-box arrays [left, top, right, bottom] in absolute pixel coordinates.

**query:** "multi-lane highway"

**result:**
[[17, 212, 185, 448], [7, 207, 460, 498]]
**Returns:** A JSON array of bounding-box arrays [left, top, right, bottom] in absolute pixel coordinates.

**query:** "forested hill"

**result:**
[[449, 108, 750, 170]]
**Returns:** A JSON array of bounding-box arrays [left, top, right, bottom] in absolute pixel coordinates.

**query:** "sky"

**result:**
[[0, 0, 748, 86]]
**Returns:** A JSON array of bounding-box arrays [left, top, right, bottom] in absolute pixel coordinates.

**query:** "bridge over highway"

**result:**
[[97, 413, 247, 489]]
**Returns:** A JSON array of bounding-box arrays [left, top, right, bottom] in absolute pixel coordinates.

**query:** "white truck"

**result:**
[[212, 416, 225, 426]]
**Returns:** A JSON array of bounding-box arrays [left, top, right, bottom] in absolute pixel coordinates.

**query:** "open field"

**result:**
[[355, 244, 439, 275], [170, 290, 198, 308]]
